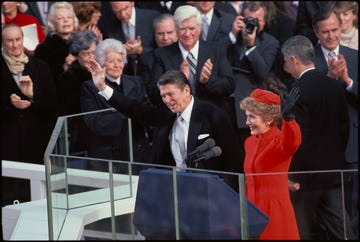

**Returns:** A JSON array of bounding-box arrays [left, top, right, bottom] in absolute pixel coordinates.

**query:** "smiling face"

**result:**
[[53, 7, 76, 37], [245, 110, 271, 136], [314, 12, 341, 51], [335, 8, 357, 34], [177, 16, 200, 51], [103, 51, 125, 79], [159, 83, 191, 114], [2, 25, 24, 58]]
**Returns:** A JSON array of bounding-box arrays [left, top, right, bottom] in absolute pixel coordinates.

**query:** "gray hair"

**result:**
[[153, 13, 175, 30], [173, 5, 202, 29], [281, 35, 315, 65], [94, 38, 127, 66], [47, 2, 79, 33], [69, 29, 99, 56]]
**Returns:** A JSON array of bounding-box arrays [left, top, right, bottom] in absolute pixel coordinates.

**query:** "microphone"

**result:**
[[192, 146, 222, 164], [187, 138, 216, 157]]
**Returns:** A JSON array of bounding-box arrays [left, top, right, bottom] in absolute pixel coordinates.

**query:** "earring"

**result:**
[[266, 122, 270, 127]]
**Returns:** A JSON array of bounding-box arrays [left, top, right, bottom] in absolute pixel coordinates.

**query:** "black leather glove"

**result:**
[[281, 87, 300, 121]]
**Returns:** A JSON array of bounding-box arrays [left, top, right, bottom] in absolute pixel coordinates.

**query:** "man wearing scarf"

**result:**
[[1, 23, 58, 206]]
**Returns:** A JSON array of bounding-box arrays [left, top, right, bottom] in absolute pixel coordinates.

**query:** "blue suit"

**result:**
[[314, 44, 358, 163]]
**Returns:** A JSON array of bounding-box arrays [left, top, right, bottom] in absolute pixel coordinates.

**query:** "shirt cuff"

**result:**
[[98, 85, 113, 101], [245, 45, 256, 55], [346, 78, 353, 91], [229, 32, 237, 44]]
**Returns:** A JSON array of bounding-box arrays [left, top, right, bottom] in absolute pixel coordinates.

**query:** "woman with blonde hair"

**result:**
[[34, 1, 79, 106]]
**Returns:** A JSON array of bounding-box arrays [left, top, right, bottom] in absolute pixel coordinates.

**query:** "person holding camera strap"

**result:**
[[222, 1, 280, 162]]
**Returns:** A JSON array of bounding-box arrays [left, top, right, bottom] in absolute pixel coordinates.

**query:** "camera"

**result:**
[[244, 17, 259, 34]]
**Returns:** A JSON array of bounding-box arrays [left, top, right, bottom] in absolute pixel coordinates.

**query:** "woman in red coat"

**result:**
[[240, 88, 301, 240]]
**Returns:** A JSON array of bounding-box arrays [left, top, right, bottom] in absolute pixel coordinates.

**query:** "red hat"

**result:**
[[250, 88, 280, 105]]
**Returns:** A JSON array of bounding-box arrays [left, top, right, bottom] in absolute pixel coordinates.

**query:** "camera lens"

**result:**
[[244, 17, 259, 34], [245, 24, 255, 34]]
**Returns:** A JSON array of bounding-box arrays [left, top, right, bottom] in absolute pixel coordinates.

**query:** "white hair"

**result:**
[[94, 38, 127, 66], [173, 5, 202, 29]]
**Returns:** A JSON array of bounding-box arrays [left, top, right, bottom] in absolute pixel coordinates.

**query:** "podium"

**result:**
[[133, 168, 268, 239]]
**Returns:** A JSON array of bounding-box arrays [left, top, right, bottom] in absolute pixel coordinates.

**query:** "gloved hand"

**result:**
[[281, 87, 300, 121]]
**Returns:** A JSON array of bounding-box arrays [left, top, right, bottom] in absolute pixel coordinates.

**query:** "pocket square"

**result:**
[[197, 133, 209, 140]]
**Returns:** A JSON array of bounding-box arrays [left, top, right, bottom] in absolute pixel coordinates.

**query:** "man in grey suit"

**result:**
[[312, 6, 358, 239]]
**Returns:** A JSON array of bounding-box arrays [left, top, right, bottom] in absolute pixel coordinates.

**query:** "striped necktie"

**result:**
[[328, 51, 338, 62], [186, 52, 197, 93]]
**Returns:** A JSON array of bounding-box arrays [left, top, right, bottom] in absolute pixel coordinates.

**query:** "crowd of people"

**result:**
[[1, 1, 358, 240]]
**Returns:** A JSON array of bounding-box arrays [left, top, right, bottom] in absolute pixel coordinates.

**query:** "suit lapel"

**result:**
[[207, 14, 220, 41], [314, 44, 329, 74], [121, 76, 135, 96], [197, 41, 209, 80], [170, 44, 184, 68], [187, 99, 203, 153]]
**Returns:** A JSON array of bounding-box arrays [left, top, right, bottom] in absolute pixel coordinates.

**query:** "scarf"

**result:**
[[2, 50, 29, 74]]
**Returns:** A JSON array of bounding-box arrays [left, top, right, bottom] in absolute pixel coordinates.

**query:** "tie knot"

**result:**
[[202, 15, 208, 23], [177, 114, 184, 122], [328, 51, 338, 62]]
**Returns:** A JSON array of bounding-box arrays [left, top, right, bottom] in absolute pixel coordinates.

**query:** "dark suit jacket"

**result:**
[[135, 1, 186, 14], [80, 75, 151, 167], [290, 69, 349, 187], [224, 31, 279, 128], [205, 8, 235, 43], [106, 92, 243, 190], [150, 41, 235, 109], [138, 49, 157, 100], [214, 2, 239, 16], [99, 5, 159, 75], [1, 55, 58, 164], [314, 44, 358, 164], [293, 1, 329, 46]]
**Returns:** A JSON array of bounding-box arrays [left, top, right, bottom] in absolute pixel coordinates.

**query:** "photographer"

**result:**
[[223, 1, 280, 161]]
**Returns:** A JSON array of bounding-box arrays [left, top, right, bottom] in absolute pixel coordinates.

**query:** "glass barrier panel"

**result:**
[[44, 110, 358, 240]]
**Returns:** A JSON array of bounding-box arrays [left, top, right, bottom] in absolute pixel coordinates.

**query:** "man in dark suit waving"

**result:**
[[88, 58, 243, 191]]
